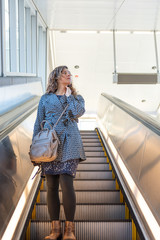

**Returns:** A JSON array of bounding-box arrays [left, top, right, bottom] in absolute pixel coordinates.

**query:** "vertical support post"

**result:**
[[36, 11, 38, 77], [38, 26, 43, 77], [45, 27, 48, 89], [19, 0, 25, 72], [31, 15, 37, 73], [0, 0, 2, 76], [26, 7, 31, 73], [154, 31, 160, 83], [1, 0, 6, 76], [10, 0, 17, 72], [43, 29, 46, 91], [113, 30, 118, 83]]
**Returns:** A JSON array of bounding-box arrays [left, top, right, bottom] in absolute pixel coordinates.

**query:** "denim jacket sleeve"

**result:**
[[33, 96, 45, 139], [66, 94, 85, 119]]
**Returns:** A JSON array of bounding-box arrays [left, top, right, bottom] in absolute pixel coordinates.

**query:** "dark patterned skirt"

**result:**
[[42, 159, 79, 178]]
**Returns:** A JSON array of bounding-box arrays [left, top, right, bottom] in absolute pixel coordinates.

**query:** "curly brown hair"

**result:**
[[46, 66, 77, 96]]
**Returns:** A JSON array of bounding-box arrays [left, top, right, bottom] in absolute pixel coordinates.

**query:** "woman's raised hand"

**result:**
[[65, 86, 72, 97]]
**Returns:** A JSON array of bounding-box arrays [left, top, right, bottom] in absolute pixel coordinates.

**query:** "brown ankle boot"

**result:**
[[44, 220, 62, 240], [63, 221, 76, 240]]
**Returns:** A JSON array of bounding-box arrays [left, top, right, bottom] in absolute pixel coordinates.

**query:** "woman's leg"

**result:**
[[46, 174, 60, 220], [60, 174, 76, 221]]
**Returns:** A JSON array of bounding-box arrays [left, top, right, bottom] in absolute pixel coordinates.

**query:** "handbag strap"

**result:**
[[41, 120, 53, 130], [54, 104, 69, 128]]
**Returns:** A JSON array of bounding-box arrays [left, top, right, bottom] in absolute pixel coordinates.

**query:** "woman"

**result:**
[[33, 65, 86, 240]]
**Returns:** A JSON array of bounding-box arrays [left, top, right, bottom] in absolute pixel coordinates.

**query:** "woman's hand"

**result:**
[[65, 86, 72, 97]]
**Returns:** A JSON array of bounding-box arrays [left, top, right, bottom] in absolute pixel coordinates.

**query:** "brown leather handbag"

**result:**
[[29, 104, 68, 164]]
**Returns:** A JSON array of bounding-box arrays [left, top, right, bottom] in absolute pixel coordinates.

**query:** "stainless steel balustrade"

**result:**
[[0, 80, 42, 240], [97, 93, 160, 240]]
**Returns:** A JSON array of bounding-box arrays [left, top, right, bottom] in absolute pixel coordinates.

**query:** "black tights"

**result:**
[[46, 174, 76, 221]]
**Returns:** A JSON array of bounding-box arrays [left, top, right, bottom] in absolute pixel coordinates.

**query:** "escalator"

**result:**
[[1, 92, 160, 240], [26, 130, 134, 240]]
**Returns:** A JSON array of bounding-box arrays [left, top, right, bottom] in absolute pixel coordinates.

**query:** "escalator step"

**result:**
[[35, 204, 125, 221], [81, 157, 107, 163], [84, 146, 103, 151], [39, 190, 120, 204], [82, 139, 101, 143], [30, 221, 132, 240], [43, 179, 116, 190], [81, 135, 99, 139], [76, 171, 113, 179], [80, 131, 96, 133], [83, 142, 102, 146], [80, 133, 98, 136], [77, 163, 109, 170], [85, 151, 105, 157]]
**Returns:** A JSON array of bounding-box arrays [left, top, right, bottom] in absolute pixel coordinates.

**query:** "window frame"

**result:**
[[0, 0, 2, 76]]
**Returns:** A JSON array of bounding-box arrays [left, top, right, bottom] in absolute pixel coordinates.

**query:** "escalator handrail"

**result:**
[[101, 93, 160, 136], [0, 96, 40, 141]]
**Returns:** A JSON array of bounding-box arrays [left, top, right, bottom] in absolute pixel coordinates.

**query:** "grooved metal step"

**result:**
[[76, 171, 113, 179], [80, 133, 98, 137], [82, 139, 101, 143], [84, 146, 103, 151], [80, 131, 97, 134], [35, 204, 125, 221], [81, 157, 107, 163], [83, 142, 102, 146], [43, 179, 116, 191], [77, 163, 109, 170], [81, 135, 99, 139], [39, 190, 120, 204], [30, 221, 132, 240], [85, 151, 105, 157]]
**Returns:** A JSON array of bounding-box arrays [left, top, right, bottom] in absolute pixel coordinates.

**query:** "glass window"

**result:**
[[0, 3, 1, 76], [25, 7, 31, 73], [31, 15, 36, 74], [5, 0, 10, 72], [19, 0, 26, 73], [38, 26, 43, 77], [42, 30, 46, 89], [25, 8, 27, 72], [16, 0, 19, 72]]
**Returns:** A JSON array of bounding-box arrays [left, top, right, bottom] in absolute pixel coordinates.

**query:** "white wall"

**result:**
[[50, 31, 160, 116]]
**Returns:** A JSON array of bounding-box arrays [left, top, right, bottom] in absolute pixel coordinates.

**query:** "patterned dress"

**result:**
[[42, 95, 79, 178]]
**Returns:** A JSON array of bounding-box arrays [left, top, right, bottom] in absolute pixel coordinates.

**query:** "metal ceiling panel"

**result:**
[[33, 0, 160, 31], [112, 0, 160, 31]]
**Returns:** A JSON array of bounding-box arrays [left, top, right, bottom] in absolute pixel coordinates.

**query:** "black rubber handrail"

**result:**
[[0, 96, 40, 140], [101, 93, 160, 136]]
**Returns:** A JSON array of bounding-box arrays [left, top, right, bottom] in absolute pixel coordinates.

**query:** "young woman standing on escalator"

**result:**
[[33, 65, 86, 240]]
